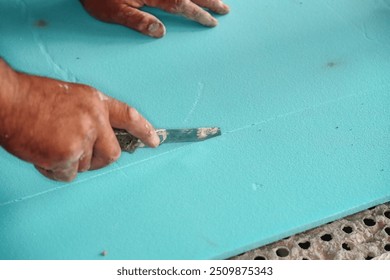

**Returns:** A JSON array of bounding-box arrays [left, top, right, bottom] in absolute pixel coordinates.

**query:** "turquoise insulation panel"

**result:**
[[0, 0, 389, 259]]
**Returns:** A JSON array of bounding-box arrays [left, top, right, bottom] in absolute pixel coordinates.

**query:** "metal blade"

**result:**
[[157, 127, 221, 144]]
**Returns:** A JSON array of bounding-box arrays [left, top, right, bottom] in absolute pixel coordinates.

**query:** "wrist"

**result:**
[[0, 58, 19, 146]]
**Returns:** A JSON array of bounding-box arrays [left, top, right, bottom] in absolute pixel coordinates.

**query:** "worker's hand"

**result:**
[[80, 0, 230, 38], [0, 69, 160, 182]]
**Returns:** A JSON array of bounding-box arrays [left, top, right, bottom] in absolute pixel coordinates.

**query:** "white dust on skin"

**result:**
[[136, 129, 166, 148], [156, 129, 168, 144], [176, 1, 218, 27], [96, 90, 109, 101], [148, 22, 159, 33], [136, 141, 146, 148], [58, 83, 69, 93], [147, 22, 166, 37], [197, 127, 220, 139]]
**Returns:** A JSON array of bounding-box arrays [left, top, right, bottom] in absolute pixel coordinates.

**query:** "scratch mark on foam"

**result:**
[[18, 0, 79, 83], [323, 0, 388, 46], [224, 92, 371, 135], [321, 1, 378, 43], [183, 82, 204, 124], [0, 145, 190, 207], [17, 0, 27, 17], [361, 24, 373, 42]]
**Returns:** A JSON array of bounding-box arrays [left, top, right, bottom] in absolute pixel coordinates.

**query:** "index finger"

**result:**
[[191, 0, 230, 15], [153, 0, 218, 27], [104, 95, 160, 148], [178, 1, 218, 27]]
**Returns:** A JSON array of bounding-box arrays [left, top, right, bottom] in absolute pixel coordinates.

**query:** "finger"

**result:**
[[110, 4, 166, 38], [78, 151, 93, 172], [105, 96, 160, 148], [191, 0, 230, 15], [176, 1, 218, 27], [35, 162, 79, 182], [90, 122, 121, 170], [155, 0, 218, 27]]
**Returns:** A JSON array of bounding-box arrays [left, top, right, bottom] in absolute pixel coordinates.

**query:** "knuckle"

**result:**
[[191, 9, 202, 19], [175, 0, 186, 6], [168, 0, 186, 13], [126, 106, 140, 122], [56, 171, 77, 182], [57, 142, 83, 162], [98, 142, 121, 165], [108, 144, 121, 163], [77, 85, 104, 101], [49, 164, 78, 182], [78, 165, 90, 173]]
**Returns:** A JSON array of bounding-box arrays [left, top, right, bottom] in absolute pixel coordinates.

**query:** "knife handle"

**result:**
[[113, 129, 142, 153]]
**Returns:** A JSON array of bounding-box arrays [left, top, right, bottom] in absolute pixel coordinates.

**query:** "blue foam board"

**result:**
[[0, 0, 389, 259]]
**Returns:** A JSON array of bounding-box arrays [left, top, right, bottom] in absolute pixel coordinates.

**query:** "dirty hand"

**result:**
[[0, 60, 159, 182], [80, 0, 230, 38]]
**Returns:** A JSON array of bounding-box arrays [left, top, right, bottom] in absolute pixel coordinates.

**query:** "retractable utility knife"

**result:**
[[114, 127, 221, 153]]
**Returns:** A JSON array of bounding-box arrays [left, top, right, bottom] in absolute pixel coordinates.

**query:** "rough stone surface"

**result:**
[[231, 203, 390, 260]]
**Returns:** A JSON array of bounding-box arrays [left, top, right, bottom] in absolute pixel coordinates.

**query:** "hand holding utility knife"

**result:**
[[114, 127, 221, 153]]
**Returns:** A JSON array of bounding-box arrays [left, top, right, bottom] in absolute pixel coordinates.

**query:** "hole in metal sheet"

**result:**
[[298, 241, 311, 250], [365, 255, 374, 260], [384, 211, 390, 219], [276, 248, 289, 257], [384, 227, 390, 236], [368, 206, 376, 210], [320, 234, 333, 241], [254, 256, 266, 260], [385, 244, 390, 252], [363, 218, 376, 227], [342, 226, 353, 234], [342, 243, 351, 251], [302, 258, 310, 260]]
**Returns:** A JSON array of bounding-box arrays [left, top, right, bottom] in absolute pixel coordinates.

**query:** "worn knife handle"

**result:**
[[114, 129, 142, 153]]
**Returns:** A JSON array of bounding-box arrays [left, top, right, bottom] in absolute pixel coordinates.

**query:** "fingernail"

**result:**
[[220, 4, 230, 14], [79, 166, 90, 172], [150, 131, 161, 148], [210, 17, 218, 27], [201, 15, 218, 27], [147, 22, 166, 38]]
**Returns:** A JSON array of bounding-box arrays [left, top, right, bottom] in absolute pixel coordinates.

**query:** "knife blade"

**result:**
[[114, 127, 221, 153]]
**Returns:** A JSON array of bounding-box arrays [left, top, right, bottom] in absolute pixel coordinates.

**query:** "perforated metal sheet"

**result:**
[[231, 203, 390, 260]]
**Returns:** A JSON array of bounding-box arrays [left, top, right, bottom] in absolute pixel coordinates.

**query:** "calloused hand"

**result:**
[[80, 0, 230, 38], [0, 61, 159, 182]]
